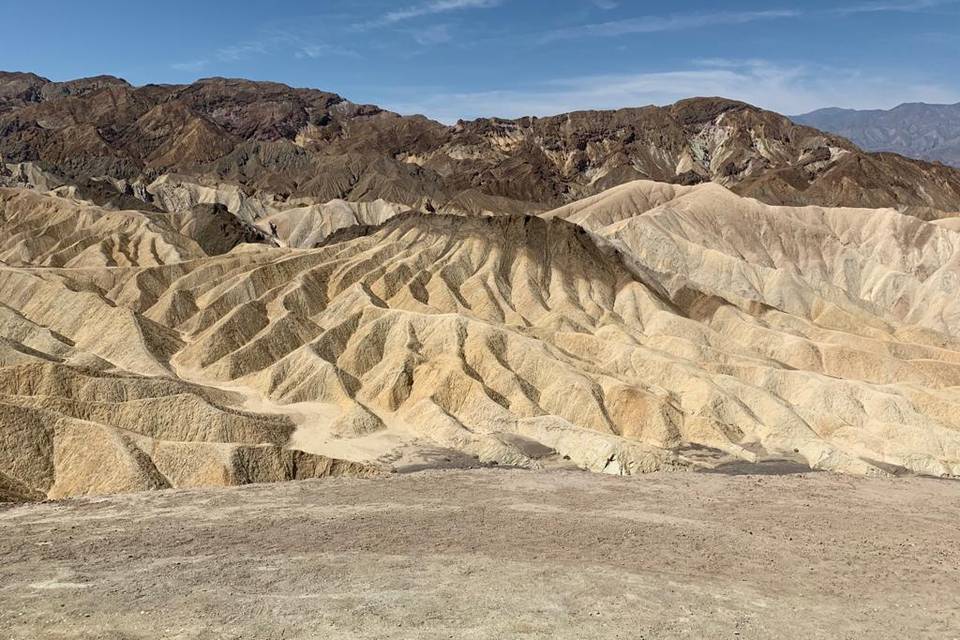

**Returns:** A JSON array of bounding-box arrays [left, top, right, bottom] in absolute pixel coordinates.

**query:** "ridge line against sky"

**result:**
[[2, 0, 957, 122]]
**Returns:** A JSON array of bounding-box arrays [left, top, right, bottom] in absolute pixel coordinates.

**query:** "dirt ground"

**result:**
[[1, 468, 959, 640]]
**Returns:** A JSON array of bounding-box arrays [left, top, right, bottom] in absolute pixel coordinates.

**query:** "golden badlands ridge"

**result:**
[[2, 178, 960, 499]]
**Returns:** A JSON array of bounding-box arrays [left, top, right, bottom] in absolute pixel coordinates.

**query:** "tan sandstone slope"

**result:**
[[1, 178, 960, 499]]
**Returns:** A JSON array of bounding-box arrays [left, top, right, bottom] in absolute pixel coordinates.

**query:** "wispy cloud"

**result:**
[[379, 0, 503, 25], [215, 41, 270, 62], [384, 59, 960, 122], [171, 59, 210, 72], [412, 24, 454, 45], [537, 2, 957, 43], [831, 0, 958, 14], [540, 9, 800, 42], [170, 28, 358, 72], [293, 43, 358, 59]]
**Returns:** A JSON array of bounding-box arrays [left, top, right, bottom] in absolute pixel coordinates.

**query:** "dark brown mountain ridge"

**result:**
[[3, 71, 960, 214]]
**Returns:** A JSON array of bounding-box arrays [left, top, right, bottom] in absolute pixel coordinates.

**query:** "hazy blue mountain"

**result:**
[[793, 103, 960, 167]]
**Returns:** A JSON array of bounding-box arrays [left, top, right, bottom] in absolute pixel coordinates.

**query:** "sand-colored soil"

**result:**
[[1, 468, 958, 639]]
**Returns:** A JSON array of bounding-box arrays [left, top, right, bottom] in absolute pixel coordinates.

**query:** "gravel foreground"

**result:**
[[1, 468, 958, 640]]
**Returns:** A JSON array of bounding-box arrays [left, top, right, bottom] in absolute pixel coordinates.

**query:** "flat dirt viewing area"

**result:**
[[1, 468, 958, 639]]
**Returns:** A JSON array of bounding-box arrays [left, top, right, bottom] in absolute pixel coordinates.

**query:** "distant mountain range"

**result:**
[[3, 72, 960, 215], [793, 103, 960, 168]]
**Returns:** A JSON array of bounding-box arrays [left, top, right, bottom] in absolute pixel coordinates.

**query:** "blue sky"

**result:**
[[2, 0, 958, 121]]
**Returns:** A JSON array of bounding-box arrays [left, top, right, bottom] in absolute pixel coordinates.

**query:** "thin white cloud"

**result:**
[[384, 60, 960, 122], [537, 2, 954, 44], [381, 0, 502, 25], [832, 0, 958, 14], [171, 59, 210, 72], [171, 29, 358, 70], [216, 41, 269, 62], [540, 9, 801, 42], [293, 43, 359, 59], [412, 24, 454, 45]]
